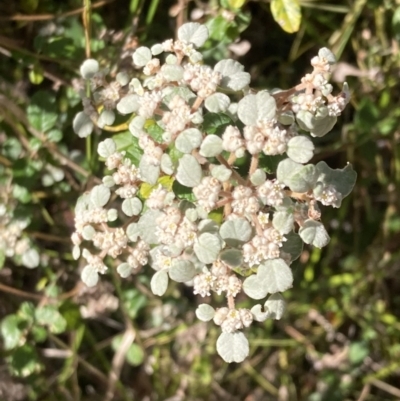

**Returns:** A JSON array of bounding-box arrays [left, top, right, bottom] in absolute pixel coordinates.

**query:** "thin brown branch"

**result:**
[[0, 0, 115, 21], [103, 328, 136, 401], [369, 379, 400, 398], [0, 282, 43, 301], [216, 155, 247, 185]]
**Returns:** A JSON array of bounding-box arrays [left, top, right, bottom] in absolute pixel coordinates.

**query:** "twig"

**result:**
[[0, 282, 43, 301], [103, 327, 136, 401], [356, 384, 371, 401], [49, 334, 109, 383], [0, 0, 115, 21], [369, 379, 400, 398]]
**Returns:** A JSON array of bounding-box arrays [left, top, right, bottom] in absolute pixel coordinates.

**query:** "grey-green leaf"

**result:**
[[176, 128, 203, 153], [204, 93, 231, 112], [299, 219, 330, 248], [220, 218, 252, 246], [132, 46, 152, 67], [272, 210, 294, 234], [243, 258, 293, 299], [139, 157, 160, 185], [195, 304, 215, 322], [237, 91, 276, 125], [315, 161, 357, 200], [264, 293, 286, 320], [250, 169, 266, 186], [176, 154, 202, 187], [177, 22, 209, 47], [161, 64, 184, 81], [277, 158, 317, 193], [117, 263, 133, 278], [251, 304, 270, 322], [73, 112, 93, 138], [117, 94, 140, 115], [216, 332, 249, 363], [281, 231, 303, 261], [138, 209, 163, 244], [82, 225, 96, 240], [211, 165, 232, 182], [150, 270, 169, 296], [81, 265, 99, 287], [122, 197, 142, 217], [80, 59, 99, 79], [97, 110, 115, 128], [126, 223, 140, 242], [97, 138, 116, 158], [199, 135, 223, 157], [311, 115, 337, 137], [287, 136, 314, 164], [194, 232, 222, 264], [21, 249, 40, 269], [219, 249, 243, 268], [90, 185, 111, 207], [214, 59, 251, 91], [169, 260, 196, 282]]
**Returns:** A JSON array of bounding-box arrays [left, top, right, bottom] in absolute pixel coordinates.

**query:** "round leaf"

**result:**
[[277, 158, 317, 193], [161, 64, 184, 81], [299, 219, 330, 248], [176, 128, 203, 153], [117, 94, 140, 115], [80, 59, 99, 79], [237, 91, 276, 125], [169, 260, 196, 282], [90, 185, 111, 207], [219, 249, 243, 268], [199, 135, 223, 157], [81, 265, 99, 287], [150, 270, 169, 296], [204, 93, 231, 112], [195, 304, 215, 322], [194, 232, 222, 264], [176, 154, 202, 187], [220, 219, 252, 245], [1, 315, 23, 350], [216, 332, 249, 363], [21, 249, 40, 269], [281, 231, 303, 261], [117, 263, 133, 278], [122, 197, 142, 217], [214, 59, 251, 91], [211, 165, 232, 182], [287, 136, 315, 164], [139, 157, 160, 185], [271, 0, 301, 34], [315, 161, 357, 199], [138, 209, 163, 244], [73, 112, 93, 138], [133, 46, 152, 67], [97, 110, 115, 128], [243, 259, 293, 299], [98, 138, 116, 158], [177, 22, 209, 47], [264, 293, 286, 320], [272, 210, 294, 234]]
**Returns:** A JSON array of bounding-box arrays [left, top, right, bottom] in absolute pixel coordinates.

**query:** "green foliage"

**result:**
[[0, 0, 399, 399]]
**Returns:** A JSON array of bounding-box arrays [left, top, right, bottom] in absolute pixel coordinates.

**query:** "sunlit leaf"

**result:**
[[271, 0, 301, 34]]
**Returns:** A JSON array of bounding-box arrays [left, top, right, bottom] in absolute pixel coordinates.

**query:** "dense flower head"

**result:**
[[72, 23, 356, 363]]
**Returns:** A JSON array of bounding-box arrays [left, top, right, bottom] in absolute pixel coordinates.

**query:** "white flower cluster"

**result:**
[[0, 189, 39, 269], [73, 23, 356, 363]]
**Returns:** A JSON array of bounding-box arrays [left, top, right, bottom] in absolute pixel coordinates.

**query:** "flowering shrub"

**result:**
[[72, 22, 356, 363]]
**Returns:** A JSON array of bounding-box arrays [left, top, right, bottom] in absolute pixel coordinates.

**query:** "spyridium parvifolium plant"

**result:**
[[72, 23, 356, 363]]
